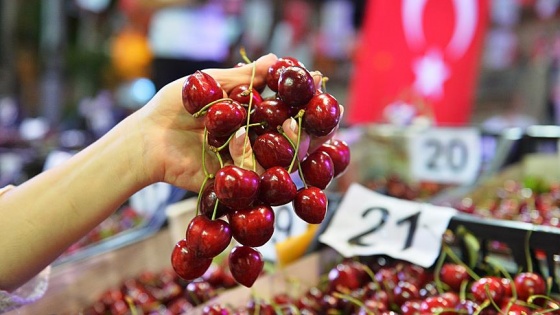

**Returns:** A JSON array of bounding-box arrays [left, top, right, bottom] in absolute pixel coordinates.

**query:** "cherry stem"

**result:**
[[484, 285, 501, 312], [202, 128, 210, 177], [196, 175, 210, 217], [211, 197, 220, 221], [241, 61, 257, 169], [215, 150, 224, 169], [459, 279, 469, 301], [442, 244, 480, 281], [433, 249, 448, 294], [287, 110, 305, 174], [473, 299, 491, 315], [322, 76, 329, 93], [523, 230, 533, 273], [239, 47, 252, 64], [332, 292, 375, 315], [485, 256, 517, 300], [193, 97, 233, 118]]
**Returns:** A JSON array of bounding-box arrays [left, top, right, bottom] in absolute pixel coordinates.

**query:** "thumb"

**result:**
[[229, 127, 265, 174]]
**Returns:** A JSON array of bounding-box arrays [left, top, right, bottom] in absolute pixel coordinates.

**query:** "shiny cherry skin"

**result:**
[[185, 215, 232, 258], [228, 204, 275, 247], [327, 260, 368, 293], [253, 132, 295, 170], [205, 100, 247, 138], [303, 93, 341, 137], [400, 299, 423, 315], [250, 98, 292, 135], [171, 239, 212, 281], [420, 296, 452, 315], [470, 276, 505, 304], [258, 166, 297, 206], [228, 246, 264, 287], [301, 151, 334, 189], [393, 281, 421, 306], [278, 66, 316, 109], [439, 262, 470, 292], [293, 187, 328, 224], [185, 280, 216, 306], [202, 304, 231, 315], [266, 56, 305, 92], [200, 179, 233, 219], [214, 165, 260, 210], [182, 70, 223, 115], [513, 272, 546, 301], [316, 139, 351, 178], [229, 84, 263, 107]]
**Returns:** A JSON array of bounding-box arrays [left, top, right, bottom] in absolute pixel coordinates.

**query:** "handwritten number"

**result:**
[[396, 211, 420, 250], [348, 207, 389, 246]]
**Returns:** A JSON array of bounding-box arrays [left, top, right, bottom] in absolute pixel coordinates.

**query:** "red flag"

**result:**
[[346, 0, 489, 126]]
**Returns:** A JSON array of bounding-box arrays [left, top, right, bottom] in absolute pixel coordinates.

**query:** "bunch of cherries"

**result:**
[[170, 56, 350, 288]]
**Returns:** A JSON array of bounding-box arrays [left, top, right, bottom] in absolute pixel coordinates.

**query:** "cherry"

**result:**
[[258, 166, 297, 206], [513, 271, 547, 301], [214, 165, 260, 210], [358, 298, 389, 314], [303, 93, 341, 137], [185, 215, 232, 258], [400, 299, 423, 315], [228, 246, 264, 287], [439, 291, 460, 307], [250, 98, 291, 135], [439, 262, 470, 292], [397, 262, 433, 288], [392, 281, 421, 306], [300, 150, 334, 189], [374, 267, 399, 291], [327, 260, 368, 293], [265, 56, 305, 92], [293, 187, 328, 224], [228, 204, 275, 247], [200, 179, 233, 219], [316, 139, 351, 178], [185, 280, 216, 306], [171, 239, 212, 281], [182, 70, 223, 115], [253, 132, 296, 170], [229, 84, 263, 107], [470, 276, 505, 304], [202, 304, 231, 315], [277, 66, 316, 108], [205, 100, 247, 138], [420, 295, 452, 315]]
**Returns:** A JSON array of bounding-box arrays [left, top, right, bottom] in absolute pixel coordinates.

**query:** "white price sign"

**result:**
[[409, 127, 481, 185], [319, 183, 456, 267], [259, 203, 309, 262]]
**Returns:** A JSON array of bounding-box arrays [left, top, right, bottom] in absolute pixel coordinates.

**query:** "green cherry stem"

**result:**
[[433, 249, 448, 294], [239, 47, 252, 64], [332, 292, 374, 315], [241, 61, 257, 169], [442, 244, 480, 281], [287, 110, 305, 174], [192, 97, 233, 118]]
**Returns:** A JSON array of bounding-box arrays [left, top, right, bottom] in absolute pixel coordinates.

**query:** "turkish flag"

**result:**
[[346, 0, 489, 126]]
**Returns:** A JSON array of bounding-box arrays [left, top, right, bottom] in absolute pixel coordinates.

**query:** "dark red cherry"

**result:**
[[228, 204, 275, 247], [393, 281, 421, 306], [420, 296, 452, 315], [266, 56, 305, 92], [513, 272, 546, 301], [171, 239, 212, 281], [185, 215, 232, 258], [258, 166, 297, 206], [470, 276, 505, 304], [228, 246, 264, 287], [205, 100, 247, 138], [278, 66, 316, 109], [250, 98, 291, 135], [439, 262, 470, 292], [185, 280, 216, 306], [303, 93, 341, 137], [182, 70, 223, 115], [301, 150, 334, 189], [229, 84, 263, 107], [293, 187, 328, 224], [327, 260, 368, 293], [214, 165, 260, 210], [202, 304, 231, 315], [400, 300, 423, 315], [253, 132, 295, 170], [316, 139, 351, 178], [200, 179, 233, 219]]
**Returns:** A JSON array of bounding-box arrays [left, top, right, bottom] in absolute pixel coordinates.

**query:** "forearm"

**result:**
[[0, 113, 151, 291]]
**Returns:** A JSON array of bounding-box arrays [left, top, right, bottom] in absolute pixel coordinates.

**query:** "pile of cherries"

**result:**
[[199, 255, 558, 314], [171, 56, 350, 288]]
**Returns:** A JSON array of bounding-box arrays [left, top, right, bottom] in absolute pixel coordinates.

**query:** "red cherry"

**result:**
[[301, 150, 334, 189], [250, 98, 291, 135], [202, 304, 231, 315], [199, 179, 233, 219], [327, 260, 368, 293], [303, 93, 341, 137], [182, 70, 223, 115], [253, 132, 295, 170], [229, 84, 263, 107], [228, 204, 275, 247], [185, 280, 216, 306], [513, 272, 546, 301], [205, 100, 247, 138], [358, 298, 389, 314], [400, 299, 422, 315], [374, 267, 399, 291], [277, 66, 316, 109], [470, 276, 505, 304], [185, 215, 232, 258], [258, 166, 297, 206], [316, 139, 351, 178], [265, 56, 305, 92], [171, 239, 212, 281], [439, 262, 470, 292], [293, 187, 328, 224], [214, 165, 260, 210], [228, 246, 264, 287], [420, 296, 452, 315], [392, 281, 421, 306]]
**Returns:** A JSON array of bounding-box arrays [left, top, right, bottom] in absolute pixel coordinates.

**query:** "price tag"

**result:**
[[319, 183, 456, 267], [259, 203, 309, 262], [408, 127, 481, 184]]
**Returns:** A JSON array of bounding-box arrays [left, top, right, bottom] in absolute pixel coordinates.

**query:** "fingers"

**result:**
[[203, 53, 279, 94], [229, 127, 265, 174], [281, 118, 310, 162]]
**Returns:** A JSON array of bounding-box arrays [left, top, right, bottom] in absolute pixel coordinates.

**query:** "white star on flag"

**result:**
[[412, 49, 450, 99]]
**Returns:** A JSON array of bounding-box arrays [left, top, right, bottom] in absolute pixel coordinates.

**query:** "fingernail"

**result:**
[[289, 117, 298, 132], [235, 126, 246, 139]]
